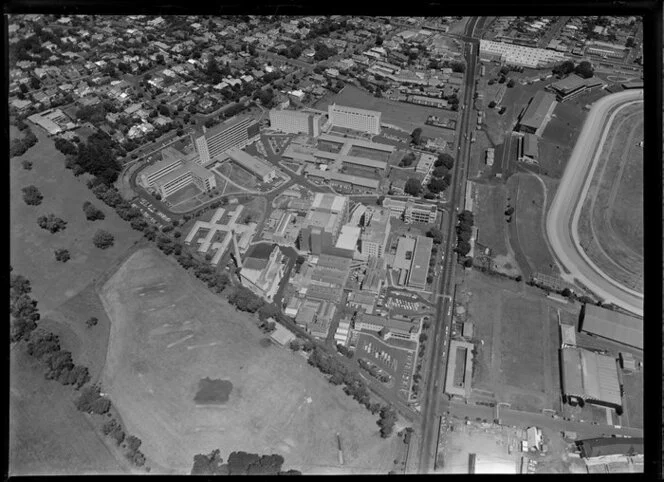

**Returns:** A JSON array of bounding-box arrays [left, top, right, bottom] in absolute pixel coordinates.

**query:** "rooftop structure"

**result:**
[[579, 304, 642, 350], [298, 194, 349, 254], [518, 91, 557, 135], [383, 197, 437, 224], [362, 256, 386, 293], [152, 160, 217, 198], [408, 235, 433, 290], [225, 147, 277, 182], [240, 244, 287, 302], [269, 109, 325, 137], [355, 313, 418, 341], [560, 323, 577, 348], [560, 346, 622, 408], [360, 207, 392, 258], [394, 236, 416, 272], [479, 39, 566, 68], [194, 115, 260, 164], [270, 323, 297, 346], [28, 108, 76, 135], [444, 340, 474, 399], [305, 167, 381, 190], [576, 437, 644, 463], [335, 224, 361, 253], [328, 103, 382, 135]]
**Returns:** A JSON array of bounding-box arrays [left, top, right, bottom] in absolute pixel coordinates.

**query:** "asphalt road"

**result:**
[[545, 88, 644, 317], [416, 16, 484, 474]]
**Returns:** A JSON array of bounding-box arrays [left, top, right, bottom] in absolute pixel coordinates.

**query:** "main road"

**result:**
[[416, 16, 484, 474], [545, 88, 644, 317]]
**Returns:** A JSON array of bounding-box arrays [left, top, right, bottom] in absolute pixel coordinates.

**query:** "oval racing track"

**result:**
[[546, 89, 644, 317]]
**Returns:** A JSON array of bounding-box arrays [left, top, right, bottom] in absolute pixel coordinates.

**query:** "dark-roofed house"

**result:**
[[517, 91, 557, 135], [579, 304, 643, 350], [560, 346, 622, 409], [576, 437, 644, 465]]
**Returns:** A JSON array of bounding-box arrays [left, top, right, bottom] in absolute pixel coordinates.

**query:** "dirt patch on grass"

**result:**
[[194, 378, 233, 404], [100, 247, 399, 474]]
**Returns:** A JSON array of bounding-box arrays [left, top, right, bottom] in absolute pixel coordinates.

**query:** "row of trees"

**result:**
[[10, 270, 40, 342], [26, 329, 91, 388], [191, 449, 301, 475], [552, 60, 594, 79], [454, 210, 475, 257]]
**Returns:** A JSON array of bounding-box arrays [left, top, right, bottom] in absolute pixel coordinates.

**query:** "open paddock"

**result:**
[[100, 247, 399, 474]]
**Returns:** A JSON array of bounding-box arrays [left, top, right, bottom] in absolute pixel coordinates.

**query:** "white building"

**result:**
[[327, 103, 382, 135], [269, 109, 325, 137], [479, 39, 567, 69]]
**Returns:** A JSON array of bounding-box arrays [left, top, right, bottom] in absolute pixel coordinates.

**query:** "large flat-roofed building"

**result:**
[[444, 340, 474, 399], [579, 304, 643, 350], [328, 103, 381, 135], [576, 438, 644, 465], [383, 197, 437, 224], [28, 108, 76, 135], [240, 243, 287, 302], [334, 224, 361, 257], [225, 147, 277, 182], [517, 91, 557, 135], [153, 161, 217, 198], [360, 207, 391, 258], [139, 146, 216, 198], [408, 235, 433, 289], [194, 115, 260, 164], [355, 313, 419, 341], [479, 39, 566, 68], [269, 109, 325, 137], [548, 73, 588, 102], [298, 193, 349, 254], [560, 346, 622, 409]]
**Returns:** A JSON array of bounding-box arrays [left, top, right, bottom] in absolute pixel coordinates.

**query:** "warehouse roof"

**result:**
[[560, 347, 622, 407], [577, 437, 644, 459], [520, 91, 556, 131], [581, 304, 642, 350]]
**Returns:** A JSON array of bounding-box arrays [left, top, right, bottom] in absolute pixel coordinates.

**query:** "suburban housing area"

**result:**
[[9, 12, 647, 477]]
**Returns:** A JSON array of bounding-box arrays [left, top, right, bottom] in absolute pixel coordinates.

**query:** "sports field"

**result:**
[[577, 102, 643, 294], [10, 123, 142, 314], [460, 271, 562, 413], [100, 247, 399, 474]]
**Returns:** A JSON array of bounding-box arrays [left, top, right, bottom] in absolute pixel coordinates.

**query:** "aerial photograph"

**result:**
[[8, 12, 646, 475]]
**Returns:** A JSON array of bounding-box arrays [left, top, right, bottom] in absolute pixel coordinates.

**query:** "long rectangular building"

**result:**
[[328, 103, 381, 135], [518, 91, 557, 135], [269, 108, 324, 137], [225, 147, 277, 182], [560, 346, 622, 409], [408, 235, 433, 289], [153, 160, 216, 198], [579, 304, 643, 350], [194, 115, 260, 164], [479, 39, 567, 69], [383, 197, 437, 224]]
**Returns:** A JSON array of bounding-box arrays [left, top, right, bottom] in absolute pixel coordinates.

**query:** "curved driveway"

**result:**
[[546, 89, 644, 317]]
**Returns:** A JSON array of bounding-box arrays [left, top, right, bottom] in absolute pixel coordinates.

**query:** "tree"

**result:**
[[399, 151, 416, 167], [432, 165, 448, 178], [86, 317, 99, 328], [83, 201, 105, 221], [463, 257, 473, 268], [126, 435, 142, 454], [426, 228, 444, 245], [377, 406, 397, 438], [507, 79, 515, 88], [574, 60, 594, 79], [93, 230, 115, 249], [427, 176, 450, 194], [37, 214, 67, 233], [488, 100, 497, 109], [404, 178, 422, 197], [553, 60, 575, 77], [54, 248, 71, 262], [410, 127, 423, 145], [21, 159, 33, 170], [450, 60, 465, 73], [22, 185, 43, 205], [435, 153, 455, 170]]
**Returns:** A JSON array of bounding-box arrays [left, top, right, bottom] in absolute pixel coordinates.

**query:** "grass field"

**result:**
[[314, 85, 459, 135], [10, 346, 127, 475], [473, 181, 509, 257], [460, 271, 562, 413], [508, 173, 559, 277], [10, 123, 142, 314], [100, 247, 399, 474], [164, 183, 202, 207], [577, 102, 643, 293]]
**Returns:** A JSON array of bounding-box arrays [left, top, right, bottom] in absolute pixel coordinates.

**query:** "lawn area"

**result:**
[[99, 247, 400, 474], [10, 345, 128, 475], [10, 123, 142, 314], [219, 161, 259, 190], [472, 181, 509, 257], [461, 271, 561, 413], [621, 368, 643, 430], [577, 102, 643, 293], [507, 172, 559, 277], [314, 85, 459, 135], [165, 183, 202, 207]]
